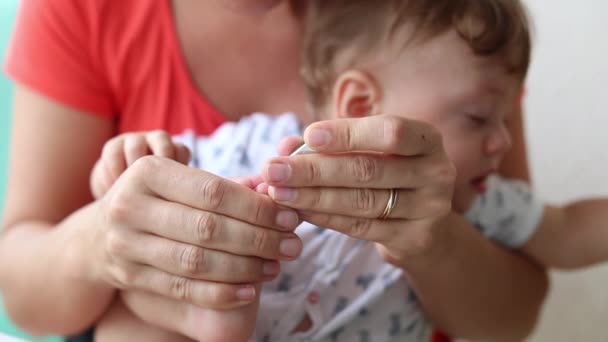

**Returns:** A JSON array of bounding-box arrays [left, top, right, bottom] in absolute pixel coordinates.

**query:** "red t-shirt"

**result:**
[[4, 0, 227, 135]]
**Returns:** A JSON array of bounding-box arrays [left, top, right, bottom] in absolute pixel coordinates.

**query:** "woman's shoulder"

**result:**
[[4, 0, 174, 118]]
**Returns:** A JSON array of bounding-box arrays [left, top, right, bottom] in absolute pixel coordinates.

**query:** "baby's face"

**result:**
[[373, 29, 523, 212]]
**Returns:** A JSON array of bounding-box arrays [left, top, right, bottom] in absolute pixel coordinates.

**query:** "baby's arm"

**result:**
[[90, 130, 191, 198], [522, 199, 608, 269]]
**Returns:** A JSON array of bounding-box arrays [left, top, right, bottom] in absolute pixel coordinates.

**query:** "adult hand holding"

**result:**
[[89, 156, 302, 340], [262, 115, 456, 267]]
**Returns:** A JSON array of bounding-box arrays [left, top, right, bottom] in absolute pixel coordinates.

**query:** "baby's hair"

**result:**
[[301, 0, 531, 111]]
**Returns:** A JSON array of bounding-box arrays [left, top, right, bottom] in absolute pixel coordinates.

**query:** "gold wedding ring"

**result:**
[[379, 188, 398, 220]]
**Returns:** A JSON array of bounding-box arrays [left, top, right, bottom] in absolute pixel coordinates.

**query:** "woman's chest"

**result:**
[[175, 3, 310, 120]]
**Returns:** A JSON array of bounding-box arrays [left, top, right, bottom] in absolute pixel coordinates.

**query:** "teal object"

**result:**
[[0, 2, 63, 341], [0, 0, 16, 222]]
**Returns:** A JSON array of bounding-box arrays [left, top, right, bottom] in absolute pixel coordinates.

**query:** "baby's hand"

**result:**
[[90, 130, 191, 199]]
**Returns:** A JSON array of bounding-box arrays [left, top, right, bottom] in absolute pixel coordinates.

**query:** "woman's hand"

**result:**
[[261, 115, 456, 267], [88, 156, 302, 309]]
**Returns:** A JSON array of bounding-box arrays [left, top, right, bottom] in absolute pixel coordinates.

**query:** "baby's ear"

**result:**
[[331, 70, 381, 119]]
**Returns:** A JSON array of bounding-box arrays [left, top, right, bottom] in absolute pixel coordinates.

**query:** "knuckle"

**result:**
[[154, 139, 174, 157], [194, 213, 218, 245], [251, 229, 270, 255], [159, 144, 174, 158], [352, 188, 375, 213], [106, 192, 132, 223], [102, 136, 123, 157], [101, 140, 113, 158], [252, 202, 267, 226], [350, 218, 373, 238], [351, 155, 378, 184], [342, 124, 355, 150], [440, 161, 457, 184], [169, 276, 191, 301], [302, 188, 322, 209], [383, 116, 407, 152], [435, 198, 453, 216], [131, 155, 161, 176], [105, 230, 129, 257], [125, 134, 146, 151], [178, 246, 205, 276], [199, 177, 227, 210], [305, 159, 323, 184], [425, 156, 456, 186]]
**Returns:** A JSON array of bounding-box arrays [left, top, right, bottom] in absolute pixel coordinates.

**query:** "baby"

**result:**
[[91, 0, 608, 341]]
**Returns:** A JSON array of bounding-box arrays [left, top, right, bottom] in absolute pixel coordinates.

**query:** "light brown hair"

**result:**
[[301, 0, 532, 111]]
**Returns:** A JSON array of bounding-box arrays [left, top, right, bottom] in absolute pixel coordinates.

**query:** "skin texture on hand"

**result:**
[[93, 156, 301, 306], [263, 115, 456, 266]]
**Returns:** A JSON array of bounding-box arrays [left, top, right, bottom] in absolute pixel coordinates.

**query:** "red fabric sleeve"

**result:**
[[4, 0, 116, 116]]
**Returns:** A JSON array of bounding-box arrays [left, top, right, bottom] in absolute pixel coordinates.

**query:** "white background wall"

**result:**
[[522, 1, 608, 341]]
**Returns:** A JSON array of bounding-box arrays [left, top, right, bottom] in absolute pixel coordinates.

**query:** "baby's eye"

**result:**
[[467, 115, 488, 126]]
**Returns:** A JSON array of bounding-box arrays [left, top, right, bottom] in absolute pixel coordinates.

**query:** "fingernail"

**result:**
[[269, 187, 297, 202], [236, 286, 256, 300], [280, 238, 302, 258], [263, 261, 280, 276], [307, 128, 331, 147], [267, 162, 291, 183], [276, 210, 299, 229]]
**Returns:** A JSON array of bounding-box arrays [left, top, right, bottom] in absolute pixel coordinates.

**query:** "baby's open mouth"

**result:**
[[470, 172, 494, 193]]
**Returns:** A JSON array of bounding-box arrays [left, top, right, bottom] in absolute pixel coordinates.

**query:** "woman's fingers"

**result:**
[[99, 156, 304, 307], [302, 115, 441, 156], [111, 195, 302, 261], [262, 152, 452, 189], [111, 263, 257, 310], [135, 198, 301, 261], [118, 156, 300, 231], [109, 230, 281, 283], [268, 186, 449, 220]]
